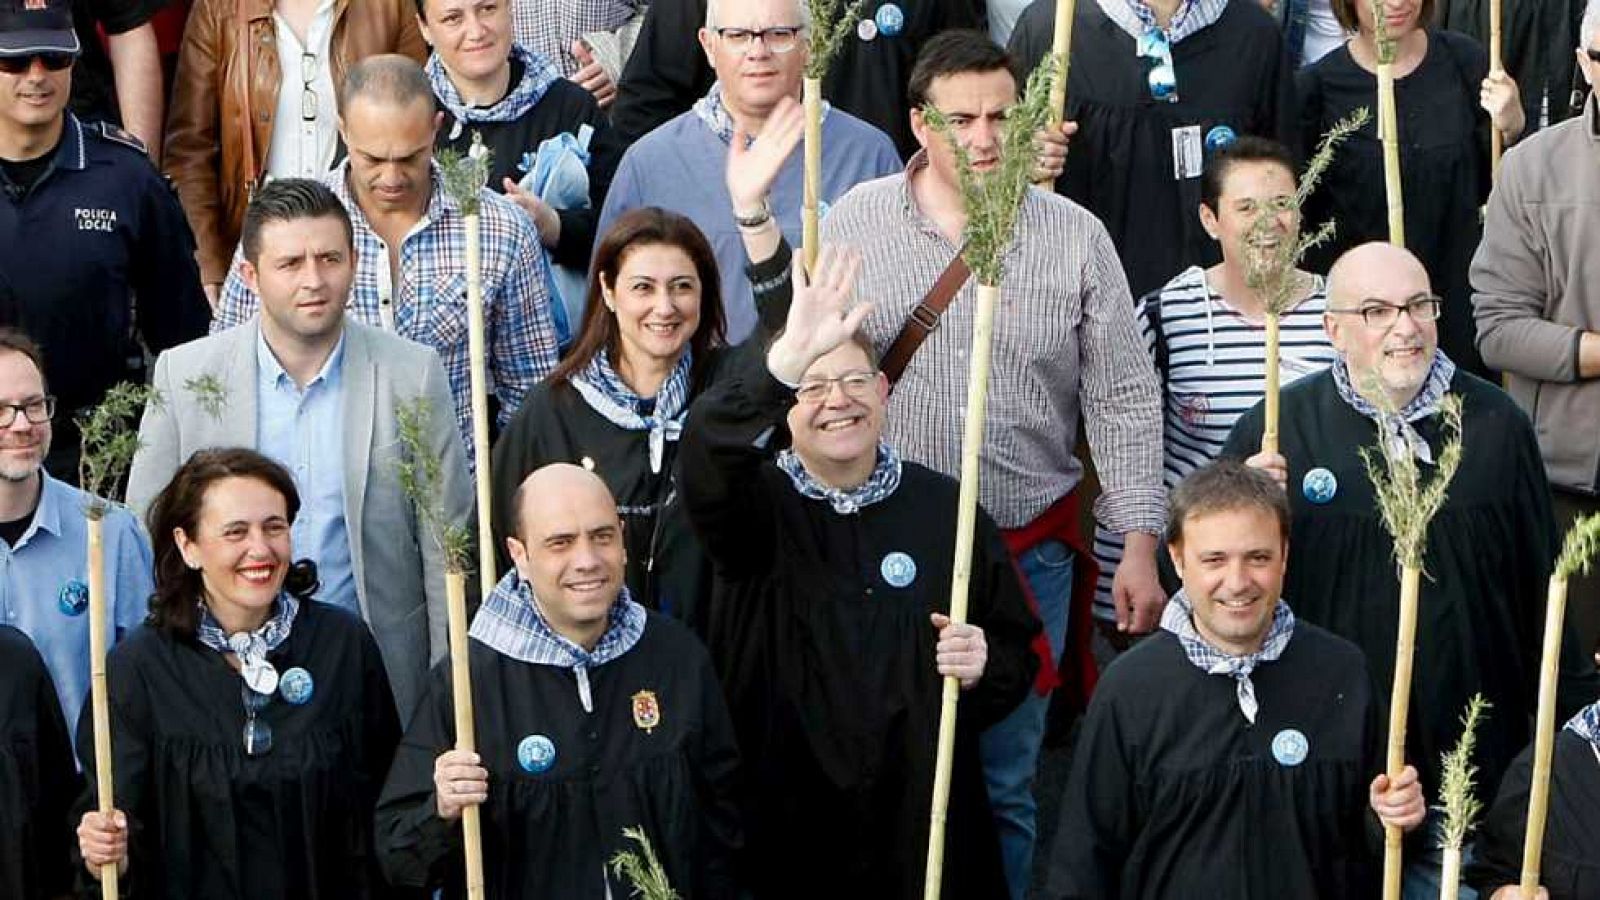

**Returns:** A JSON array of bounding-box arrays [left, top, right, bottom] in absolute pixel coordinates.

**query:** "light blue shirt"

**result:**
[[256, 330, 355, 613], [0, 473, 153, 749]]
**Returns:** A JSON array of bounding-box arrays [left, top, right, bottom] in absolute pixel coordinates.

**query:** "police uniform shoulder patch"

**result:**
[[91, 122, 148, 155]]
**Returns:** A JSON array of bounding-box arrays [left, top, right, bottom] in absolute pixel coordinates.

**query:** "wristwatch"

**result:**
[[734, 199, 772, 229]]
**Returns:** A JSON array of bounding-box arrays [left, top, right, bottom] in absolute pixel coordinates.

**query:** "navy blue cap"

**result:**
[[0, 0, 79, 58]]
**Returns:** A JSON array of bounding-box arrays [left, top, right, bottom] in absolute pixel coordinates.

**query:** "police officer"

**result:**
[[0, 0, 207, 481]]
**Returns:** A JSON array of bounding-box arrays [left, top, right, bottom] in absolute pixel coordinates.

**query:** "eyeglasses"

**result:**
[[0, 397, 54, 427], [1136, 27, 1178, 103], [1587, 48, 1600, 62], [242, 684, 273, 756], [300, 52, 318, 123], [1327, 295, 1443, 329], [0, 53, 74, 75], [795, 371, 877, 405], [713, 25, 804, 54]]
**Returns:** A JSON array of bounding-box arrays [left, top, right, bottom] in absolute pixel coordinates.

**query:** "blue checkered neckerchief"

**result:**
[[196, 593, 299, 689], [569, 347, 692, 474], [776, 441, 902, 515], [1160, 591, 1295, 724], [1102, 0, 1227, 43], [1332, 351, 1457, 465], [428, 42, 560, 127], [1565, 699, 1600, 750], [469, 569, 646, 671], [692, 83, 829, 147]]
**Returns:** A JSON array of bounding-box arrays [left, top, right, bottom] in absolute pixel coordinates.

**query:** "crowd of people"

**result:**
[[1, 0, 1599, 896]]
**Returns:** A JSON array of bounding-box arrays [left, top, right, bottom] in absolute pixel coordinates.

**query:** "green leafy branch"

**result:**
[[1436, 694, 1489, 851], [1556, 512, 1600, 579], [184, 373, 229, 421], [921, 54, 1058, 286], [77, 383, 160, 519], [804, 0, 864, 79], [437, 133, 493, 217], [608, 827, 680, 900], [394, 396, 472, 573], [1359, 391, 1464, 570]]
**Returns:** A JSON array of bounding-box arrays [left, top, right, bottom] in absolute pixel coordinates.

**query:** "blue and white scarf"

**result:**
[[1100, 0, 1228, 43], [1565, 698, 1600, 750], [1160, 591, 1295, 724], [570, 348, 692, 473], [428, 43, 561, 129], [197, 593, 300, 695], [692, 83, 829, 147], [1332, 351, 1457, 465], [469, 570, 646, 712], [776, 441, 903, 515]]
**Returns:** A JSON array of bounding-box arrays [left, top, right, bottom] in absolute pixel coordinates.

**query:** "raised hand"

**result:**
[[727, 95, 806, 216], [766, 245, 869, 384]]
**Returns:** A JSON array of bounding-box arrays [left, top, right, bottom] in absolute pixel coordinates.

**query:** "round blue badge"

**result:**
[[517, 734, 557, 774], [1205, 125, 1237, 153], [1272, 728, 1310, 767], [881, 552, 917, 588], [279, 667, 314, 705], [875, 3, 905, 37], [1302, 467, 1338, 505], [57, 579, 89, 617]]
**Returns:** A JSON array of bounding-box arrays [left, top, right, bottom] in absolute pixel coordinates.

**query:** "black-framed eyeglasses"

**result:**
[[795, 371, 877, 405], [1586, 48, 1600, 62], [1327, 295, 1443, 329], [242, 684, 273, 756], [0, 53, 74, 75], [300, 52, 318, 123], [0, 396, 55, 428], [1136, 27, 1178, 103], [713, 25, 804, 54]]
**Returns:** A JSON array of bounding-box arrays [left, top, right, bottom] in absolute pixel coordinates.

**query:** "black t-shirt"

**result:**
[[0, 150, 54, 196], [0, 505, 36, 548], [67, 0, 164, 125]]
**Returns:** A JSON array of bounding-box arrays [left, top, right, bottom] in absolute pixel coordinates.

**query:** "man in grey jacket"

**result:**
[[1471, 0, 1600, 667], [126, 178, 474, 723]]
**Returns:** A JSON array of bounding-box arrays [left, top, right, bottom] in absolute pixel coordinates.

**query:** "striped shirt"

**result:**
[[1091, 265, 1336, 620], [820, 159, 1166, 532]]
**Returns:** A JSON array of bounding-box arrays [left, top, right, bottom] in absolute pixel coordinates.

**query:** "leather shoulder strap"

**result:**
[[880, 252, 971, 388]]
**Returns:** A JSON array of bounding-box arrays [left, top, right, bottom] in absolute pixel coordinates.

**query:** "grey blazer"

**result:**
[[126, 317, 473, 723]]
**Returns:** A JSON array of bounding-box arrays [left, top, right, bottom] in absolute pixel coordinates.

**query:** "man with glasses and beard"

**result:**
[[1224, 242, 1600, 897]]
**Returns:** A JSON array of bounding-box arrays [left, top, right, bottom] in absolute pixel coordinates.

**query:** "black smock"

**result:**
[[435, 57, 625, 272], [373, 612, 744, 900], [610, 0, 982, 157], [679, 353, 1042, 900], [1045, 624, 1382, 899], [1297, 31, 1494, 378], [1222, 369, 1600, 808], [489, 242, 795, 623], [1008, 0, 1297, 301], [74, 602, 405, 900], [0, 626, 78, 900], [1468, 730, 1600, 899]]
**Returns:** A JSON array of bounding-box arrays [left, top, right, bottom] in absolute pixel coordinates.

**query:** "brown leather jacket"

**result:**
[[163, 0, 426, 284]]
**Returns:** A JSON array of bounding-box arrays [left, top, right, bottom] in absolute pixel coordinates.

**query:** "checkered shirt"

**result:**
[[513, 0, 642, 77]]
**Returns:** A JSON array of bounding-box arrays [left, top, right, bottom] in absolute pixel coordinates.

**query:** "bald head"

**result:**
[[1322, 242, 1440, 410], [512, 463, 619, 540], [506, 464, 627, 646], [1326, 242, 1432, 309], [340, 54, 436, 114]]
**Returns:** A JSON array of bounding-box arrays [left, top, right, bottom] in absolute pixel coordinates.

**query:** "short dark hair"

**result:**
[[907, 30, 1013, 110], [146, 448, 319, 638], [0, 328, 47, 393], [340, 54, 437, 113], [239, 178, 354, 264], [1166, 459, 1291, 546], [1199, 135, 1298, 214]]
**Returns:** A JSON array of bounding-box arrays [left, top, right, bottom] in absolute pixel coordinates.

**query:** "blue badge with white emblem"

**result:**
[[1205, 125, 1237, 153], [1302, 468, 1338, 505], [57, 579, 88, 617], [278, 667, 314, 705], [875, 3, 905, 36], [1272, 728, 1310, 767], [881, 552, 917, 588], [518, 734, 557, 774]]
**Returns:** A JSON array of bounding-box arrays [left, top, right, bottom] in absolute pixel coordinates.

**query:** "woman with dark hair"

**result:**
[[74, 448, 405, 899], [489, 98, 805, 624]]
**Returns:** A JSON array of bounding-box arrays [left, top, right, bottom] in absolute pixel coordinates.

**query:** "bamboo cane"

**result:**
[[1438, 695, 1489, 900], [1384, 563, 1421, 900], [87, 513, 118, 898], [464, 213, 497, 601], [446, 571, 485, 900], [1378, 63, 1405, 246], [1035, 0, 1078, 187], [923, 282, 999, 900], [1518, 575, 1564, 899], [1262, 314, 1281, 455], [802, 76, 823, 275], [1489, 0, 1504, 176]]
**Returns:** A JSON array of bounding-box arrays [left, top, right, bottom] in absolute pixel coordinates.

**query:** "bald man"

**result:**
[[374, 464, 743, 898], [1223, 242, 1600, 897]]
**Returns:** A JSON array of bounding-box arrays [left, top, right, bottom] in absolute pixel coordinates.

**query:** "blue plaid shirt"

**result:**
[[214, 162, 561, 468]]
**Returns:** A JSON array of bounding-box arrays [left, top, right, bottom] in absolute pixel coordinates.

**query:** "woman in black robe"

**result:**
[[1297, 0, 1525, 378], [489, 103, 802, 625], [0, 626, 77, 900], [74, 448, 405, 899]]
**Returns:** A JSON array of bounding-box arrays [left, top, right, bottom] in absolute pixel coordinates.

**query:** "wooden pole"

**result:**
[[923, 281, 999, 900], [1383, 564, 1422, 900], [1037, 0, 1078, 187], [1441, 846, 1464, 900], [1262, 313, 1281, 455], [446, 571, 485, 900], [1377, 62, 1406, 246], [1518, 574, 1568, 898], [88, 514, 118, 898], [464, 215, 497, 601], [1489, 0, 1504, 176], [802, 77, 823, 275]]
